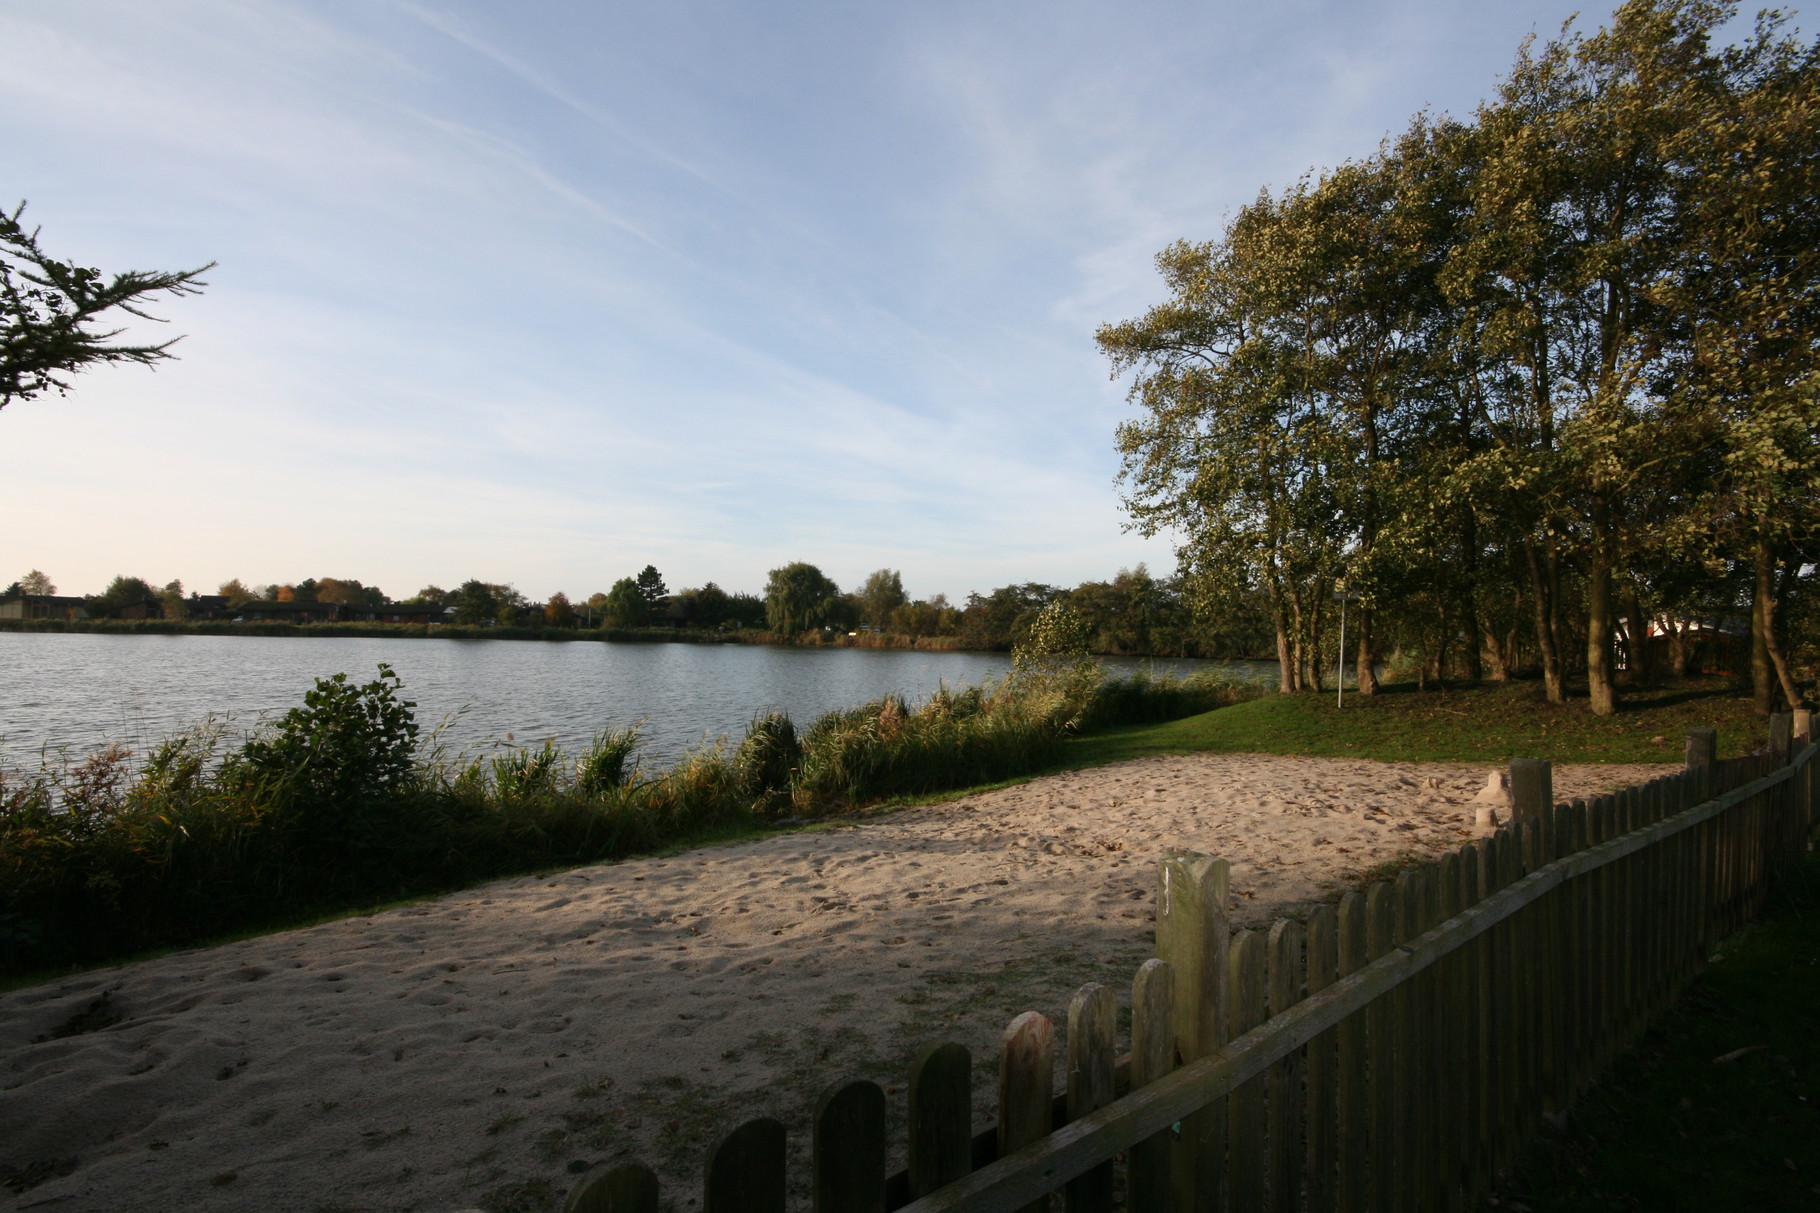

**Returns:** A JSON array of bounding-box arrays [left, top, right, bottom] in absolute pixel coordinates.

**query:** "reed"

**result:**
[[0, 662, 1248, 978]]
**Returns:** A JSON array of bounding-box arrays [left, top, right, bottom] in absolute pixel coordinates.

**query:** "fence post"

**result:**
[[1304, 903, 1339, 1213], [1227, 929, 1269, 1213], [1155, 853, 1229, 1213], [1064, 984, 1117, 1213], [565, 1163, 659, 1213], [705, 1119, 787, 1213], [1334, 891, 1370, 1213], [1266, 920, 1307, 1213], [999, 1012, 1054, 1213], [1509, 759, 1553, 823], [1794, 709, 1814, 745], [814, 1080, 886, 1213], [1770, 712, 1793, 765], [1130, 959, 1177, 1213], [907, 1042, 971, 1199], [1686, 729, 1717, 802]]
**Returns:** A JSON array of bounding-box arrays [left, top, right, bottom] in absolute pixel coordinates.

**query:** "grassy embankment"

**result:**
[[0, 661, 1244, 984]]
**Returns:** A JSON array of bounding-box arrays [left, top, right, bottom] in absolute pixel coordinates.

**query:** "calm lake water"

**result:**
[[0, 632, 1270, 770]]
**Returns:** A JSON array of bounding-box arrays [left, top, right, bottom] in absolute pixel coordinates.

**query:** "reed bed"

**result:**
[[0, 663, 1246, 977]]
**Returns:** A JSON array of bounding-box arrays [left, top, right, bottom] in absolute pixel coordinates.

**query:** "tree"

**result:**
[[218, 578, 255, 606], [764, 562, 842, 636], [316, 577, 385, 606], [86, 575, 157, 619], [857, 569, 908, 629], [451, 579, 499, 625], [1, 202, 212, 411], [159, 579, 187, 620], [635, 565, 668, 603], [602, 578, 648, 627], [16, 569, 53, 595], [409, 585, 451, 607], [545, 591, 577, 627]]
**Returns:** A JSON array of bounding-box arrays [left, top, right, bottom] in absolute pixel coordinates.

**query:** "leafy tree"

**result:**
[[451, 579, 500, 625], [159, 579, 187, 621], [217, 578, 255, 606], [1, 202, 212, 411], [858, 569, 908, 629], [602, 577, 648, 627], [16, 569, 53, 595], [86, 575, 157, 619], [544, 591, 577, 627], [409, 585, 451, 607], [316, 577, 385, 606], [764, 562, 842, 636]]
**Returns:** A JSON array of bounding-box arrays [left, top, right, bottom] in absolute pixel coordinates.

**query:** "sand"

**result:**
[[0, 753, 1672, 1213]]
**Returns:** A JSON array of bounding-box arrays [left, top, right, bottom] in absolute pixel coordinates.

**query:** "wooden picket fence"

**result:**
[[563, 717, 1819, 1213]]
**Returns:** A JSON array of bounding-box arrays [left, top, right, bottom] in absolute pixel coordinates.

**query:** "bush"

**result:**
[[735, 712, 800, 811]]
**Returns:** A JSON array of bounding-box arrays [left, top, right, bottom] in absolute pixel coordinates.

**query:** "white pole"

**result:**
[[1337, 595, 1347, 709]]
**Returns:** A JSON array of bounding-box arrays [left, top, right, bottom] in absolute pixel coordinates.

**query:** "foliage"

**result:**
[[1100, 0, 1820, 715], [634, 565, 667, 603], [1, 201, 212, 411], [733, 712, 801, 810], [857, 569, 908, 630], [764, 561, 842, 637], [543, 590, 576, 627], [601, 577, 648, 628], [0, 662, 1248, 976], [15, 570, 53, 595]]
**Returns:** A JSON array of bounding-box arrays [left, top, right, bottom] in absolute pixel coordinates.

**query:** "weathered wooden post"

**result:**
[[999, 1012, 1054, 1213], [907, 1042, 972, 1199], [1769, 712, 1793, 765], [705, 1119, 787, 1213], [814, 1080, 886, 1213], [1509, 759, 1553, 824], [1155, 852, 1230, 1213], [1793, 709, 1814, 745], [1065, 984, 1117, 1213]]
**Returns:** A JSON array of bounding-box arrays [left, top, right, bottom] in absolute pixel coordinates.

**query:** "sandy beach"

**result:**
[[0, 753, 1671, 1213]]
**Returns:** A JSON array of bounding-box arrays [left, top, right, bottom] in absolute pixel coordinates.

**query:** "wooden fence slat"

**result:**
[[815, 1080, 887, 1213], [1510, 758, 1552, 823], [1334, 891, 1368, 1213], [1266, 920, 1306, 1213], [908, 1042, 973, 1199], [1064, 984, 1117, 1213], [1364, 883, 1396, 1213], [1227, 929, 1269, 1213], [705, 1118, 787, 1213], [1435, 851, 1463, 1213], [1154, 853, 1229, 1213], [1391, 871, 1421, 1211], [1129, 959, 1177, 1213], [1464, 839, 1491, 1206], [565, 1163, 659, 1213], [1304, 903, 1338, 1213], [999, 1012, 1055, 1213]]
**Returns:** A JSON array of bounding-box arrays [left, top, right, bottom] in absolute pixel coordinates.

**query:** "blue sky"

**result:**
[[1, 0, 1601, 604]]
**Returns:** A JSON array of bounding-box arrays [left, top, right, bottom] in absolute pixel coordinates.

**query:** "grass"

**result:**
[[1488, 852, 1820, 1212], [1061, 676, 1769, 769]]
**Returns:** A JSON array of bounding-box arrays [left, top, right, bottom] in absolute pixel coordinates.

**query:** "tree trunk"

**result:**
[[1524, 539, 1565, 702], [1355, 608, 1379, 694], [1585, 516, 1617, 716], [1753, 538, 1803, 712], [1626, 587, 1652, 682], [1265, 573, 1295, 694], [1667, 619, 1690, 677]]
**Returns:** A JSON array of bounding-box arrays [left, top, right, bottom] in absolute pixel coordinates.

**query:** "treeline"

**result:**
[[1100, 0, 1820, 714], [10, 563, 1273, 658]]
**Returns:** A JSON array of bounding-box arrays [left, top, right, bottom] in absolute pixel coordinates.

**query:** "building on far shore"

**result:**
[[0, 594, 90, 621]]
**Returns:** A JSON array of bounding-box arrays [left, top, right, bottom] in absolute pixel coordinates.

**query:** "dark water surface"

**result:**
[[1, 632, 1267, 769]]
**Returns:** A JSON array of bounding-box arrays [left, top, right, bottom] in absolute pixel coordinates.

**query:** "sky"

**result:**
[[1, 0, 1610, 604]]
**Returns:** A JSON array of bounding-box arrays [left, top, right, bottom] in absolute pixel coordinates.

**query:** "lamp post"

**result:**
[[1334, 589, 1359, 708]]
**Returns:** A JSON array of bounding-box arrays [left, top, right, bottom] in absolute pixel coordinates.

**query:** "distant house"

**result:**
[[186, 594, 234, 619], [0, 594, 90, 621], [367, 602, 443, 624]]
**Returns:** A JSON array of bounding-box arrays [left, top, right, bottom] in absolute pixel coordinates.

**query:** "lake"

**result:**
[[0, 632, 1270, 771]]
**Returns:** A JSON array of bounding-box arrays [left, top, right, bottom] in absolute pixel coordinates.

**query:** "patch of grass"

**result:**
[[1061, 677, 1768, 768], [1490, 854, 1820, 1211]]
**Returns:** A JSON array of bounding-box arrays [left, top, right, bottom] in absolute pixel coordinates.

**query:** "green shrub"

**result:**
[[734, 712, 800, 811]]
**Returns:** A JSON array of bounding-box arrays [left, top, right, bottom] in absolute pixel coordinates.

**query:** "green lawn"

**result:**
[[1061, 676, 1771, 768]]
